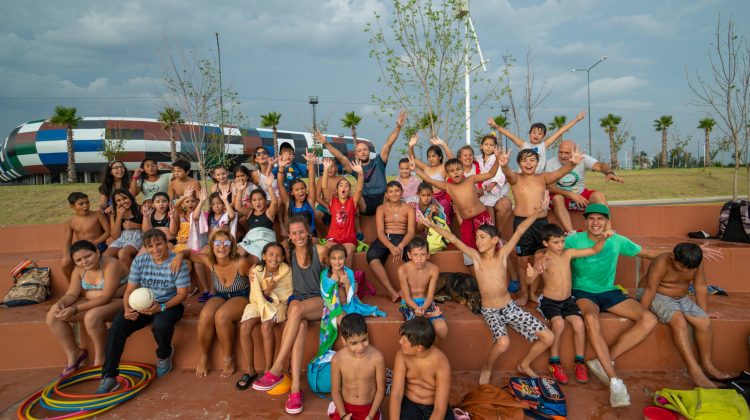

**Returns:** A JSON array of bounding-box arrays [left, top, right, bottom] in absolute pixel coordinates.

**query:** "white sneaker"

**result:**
[[609, 377, 631, 408], [586, 358, 610, 385]]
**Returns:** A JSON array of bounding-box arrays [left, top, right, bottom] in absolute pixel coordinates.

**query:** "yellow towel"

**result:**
[[655, 387, 750, 419], [241, 263, 292, 323]]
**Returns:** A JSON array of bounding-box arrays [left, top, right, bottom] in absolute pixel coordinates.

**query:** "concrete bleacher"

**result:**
[[1, 203, 749, 418]]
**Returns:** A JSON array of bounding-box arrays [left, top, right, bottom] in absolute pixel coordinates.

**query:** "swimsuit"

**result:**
[[399, 297, 444, 322], [460, 210, 493, 250], [210, 263, 249, 300], [513, 216, 548, 257], [289, 201, 316, 235], [366, 234, 408, 264], [81, 261, 128, 290], [328, 401, 382, 420]]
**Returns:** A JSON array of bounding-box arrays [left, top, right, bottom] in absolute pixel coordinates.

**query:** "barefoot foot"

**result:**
[[196, 355, 209, 378], [221, 356, 235, 378], [390, 291, 401, 303], [705, 366, 732, 381], [517, 363, 538, 378], [515, 295, 529, 307], [479, 367, 492, 384]]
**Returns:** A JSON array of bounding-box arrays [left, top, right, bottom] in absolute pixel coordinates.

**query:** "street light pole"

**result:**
[[501, 105, 510, 150], [631, 135, 636, 169], [572, 56, 607, 154], [308, 96, 319, 133]]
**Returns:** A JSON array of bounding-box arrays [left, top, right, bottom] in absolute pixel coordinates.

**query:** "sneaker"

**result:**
[[285, 391, 304, 414], [252, 371, 283, 391], [95, 377, 120, 394], [586, 358, 610, 385], [156, 346, 174, 376], [575, 363, 589, 383], [609, 377, 631, 407], [549, 363, 568, 384]]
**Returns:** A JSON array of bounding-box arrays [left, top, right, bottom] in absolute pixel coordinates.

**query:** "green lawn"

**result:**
[[0, 167, 747, 226]]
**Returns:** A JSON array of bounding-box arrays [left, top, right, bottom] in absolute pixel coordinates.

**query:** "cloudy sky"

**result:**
[[1, 0, 748, 168]]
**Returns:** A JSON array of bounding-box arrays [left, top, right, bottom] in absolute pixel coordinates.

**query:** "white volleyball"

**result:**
[[128, 287, 155, 311]]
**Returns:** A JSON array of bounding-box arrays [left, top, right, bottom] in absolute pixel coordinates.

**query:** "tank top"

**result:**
[[210, 262, 249, 294], [327, 197, 356, 244], [247, 211, 274, 230], [291, 245, 322, 299], [119, 209, 143, 230], [289, 201, 316, 235], [150, 213, 170, 228], [138, 173, 171, 200]]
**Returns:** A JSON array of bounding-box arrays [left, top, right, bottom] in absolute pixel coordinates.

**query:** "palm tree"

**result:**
[[653, 115, 674, 168], [158, 107, 184, 162], [50, 106, 82, 183], [697, 117, 716, 167], [599, 113, 622, 169], [341, 111, 363, 142], [548, 115, 567, 131], [492, 115, 511, 149], [260, 112, 282, 157]]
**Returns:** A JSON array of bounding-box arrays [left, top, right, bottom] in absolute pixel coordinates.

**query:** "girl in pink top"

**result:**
[[319, 157, 364, 267]]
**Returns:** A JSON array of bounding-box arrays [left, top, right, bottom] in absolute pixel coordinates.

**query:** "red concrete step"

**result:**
[[3, 293, 748, 374]]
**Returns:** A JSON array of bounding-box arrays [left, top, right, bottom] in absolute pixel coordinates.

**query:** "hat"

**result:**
[[583, 203, 610, 219]]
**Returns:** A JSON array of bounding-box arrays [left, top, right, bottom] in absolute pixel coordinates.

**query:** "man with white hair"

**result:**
[[545, 140, 623, 234]]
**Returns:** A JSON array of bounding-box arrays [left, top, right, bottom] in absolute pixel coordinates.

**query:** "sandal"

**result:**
[[198, 291, 212, 303], [236, 372, 258, 390], [61, 348, 88, 377]]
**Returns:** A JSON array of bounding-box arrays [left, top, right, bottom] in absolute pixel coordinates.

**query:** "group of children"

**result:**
[[49, 111, 733, 418]]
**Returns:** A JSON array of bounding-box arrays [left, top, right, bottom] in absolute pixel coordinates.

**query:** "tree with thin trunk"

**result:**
[[599, 113, 622, 169], [653, 115, 674, 168], [697, 117, 716, 166], [260, 112, 282, 157], [547, 115, 568, 153], [158, 107, 184, 162], [341, 111, 362, 142], [50, 106, 82, 183]]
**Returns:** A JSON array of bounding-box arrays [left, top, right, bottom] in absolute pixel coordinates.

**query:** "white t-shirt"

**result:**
[[544, 154, 598, 194], [476, 154, 509, 198], [522, 141, 547, 174]]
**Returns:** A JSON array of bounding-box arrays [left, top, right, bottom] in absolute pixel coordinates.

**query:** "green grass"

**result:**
[[0, 168, 747, 226]]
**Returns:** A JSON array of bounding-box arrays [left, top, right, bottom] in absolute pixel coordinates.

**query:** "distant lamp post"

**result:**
[[571, 56, 607, 153], [631, 135, 637, 169], [308, 96, 319, 133], [501, 104, 510, 150]]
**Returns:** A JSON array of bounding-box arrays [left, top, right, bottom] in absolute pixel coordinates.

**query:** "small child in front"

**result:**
[[62, 192, 111, 279], [390, 317, 454, 420], [527, 223, 610, 384], [398, 238, 448, 339], [329, 313, 386, 420], [418, 198, 554, 385], [637, 242, 731, 388]]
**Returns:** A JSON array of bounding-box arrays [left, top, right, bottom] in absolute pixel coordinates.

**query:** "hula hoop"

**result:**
[[17, 362, 155, 420]]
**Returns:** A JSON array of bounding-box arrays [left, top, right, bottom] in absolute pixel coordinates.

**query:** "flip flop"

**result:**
[[198, 291, 213, 303], [236, 372, 258, 390], [61, 349, 88, 377]]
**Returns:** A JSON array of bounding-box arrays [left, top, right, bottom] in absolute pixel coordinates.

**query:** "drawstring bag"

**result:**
[[2, 266, 50, 306]]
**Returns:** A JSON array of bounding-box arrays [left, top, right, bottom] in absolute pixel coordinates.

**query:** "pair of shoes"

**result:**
[[586, 358, 611, 385], [157, 346, 174, 376], [285, 391, 304, 414], [95, 376, 120, 394], [252, 371, 283, 391], [198, 291, 212, 303], [61, 348, 88, 377], [575, 363, 589, 383], [549, 363, 569, 384], [609, 377, 631, 407], [236, 372, 258, 390]]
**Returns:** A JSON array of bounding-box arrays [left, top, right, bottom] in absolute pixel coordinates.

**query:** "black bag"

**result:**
[[718, 200, 750, 243]]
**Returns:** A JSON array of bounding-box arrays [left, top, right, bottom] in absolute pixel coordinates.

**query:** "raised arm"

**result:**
[[350, 159, 365, 205], [276, 154, 291, 205], [498, 149, 518, 185], [129, 168, 142, 198], [141, 205, 154, 232], [380, 110, 406, 164], [410, 157, 447, 190], [219, 189, 235, 220], [469, 147, 503, 183], [566, 230, 613, 258], [488, 117, 525, 148], [315, 130, 352, 172], [408, 133, 428, 171], [417, 211, 479, 261], [192, 189, 206, 221], [318, 158, 332, 207], [303, 151, 317, 207], [431, 137, 454, 159], [543, 110, 586, 148], [265, 172, 279, 221], [232, 178, 251, 217]]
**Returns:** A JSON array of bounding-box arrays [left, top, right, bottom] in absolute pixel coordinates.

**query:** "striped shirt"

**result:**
[[128, 252, 190, 303]]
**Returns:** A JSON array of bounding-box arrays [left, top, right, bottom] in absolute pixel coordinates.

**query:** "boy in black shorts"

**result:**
[[367, 181, 415, 302], [527, 223, 611, 384]]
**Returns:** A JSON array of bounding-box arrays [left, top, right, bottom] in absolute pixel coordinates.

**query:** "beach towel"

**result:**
[[188, 211, 237, 251], [238, 227, 276, 259], [241, 262, 292, 323], [654, 387, 750, 419]]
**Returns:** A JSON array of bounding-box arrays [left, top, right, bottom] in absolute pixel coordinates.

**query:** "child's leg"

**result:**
[[343, 243, 356, 268], [518, 328, 554, 377], [668, 312, 716, 388], [117, 246, 138, 267], [260, 320, 277, 372], [548, 316, 565, 359], [551, 195, 574, 233], [493, 197, 513, 232], [196, 298, 224, 377], [686, 314, 730, 379], [61, 253, 74, 282], [103, 246, 120, 259], [45, 303, 83, 367], [214, 296, 247, 377], [481, 336, 509, 384], [367, 242, 399, 301], [432, 318, 448, 340], [239, 318, 260, 375], [567, 315, 587, 360], [289, 319, 309, 393], [517, 255, 532, 306], [83, 300, 123, 365], [194, 262, 209, 293]]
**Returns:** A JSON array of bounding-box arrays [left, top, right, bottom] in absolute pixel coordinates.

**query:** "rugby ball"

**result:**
[[128, 287, 155, 311]]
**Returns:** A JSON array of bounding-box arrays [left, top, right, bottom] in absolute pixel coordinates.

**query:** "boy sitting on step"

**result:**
[[637, 242, 731, 388], [398, 237, 448, 339], [62, 192, 111, 279], [390, 317, 455, 420], [418, 198, 554, 385], [329, 313, 386, 420], [527, 223, 611, 384]]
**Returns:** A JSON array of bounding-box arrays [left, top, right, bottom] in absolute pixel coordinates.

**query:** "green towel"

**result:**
[[654, 387, 750, 419]]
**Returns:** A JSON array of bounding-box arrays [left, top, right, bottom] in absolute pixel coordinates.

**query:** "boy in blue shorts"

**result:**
[[397, 238, 448, 339]]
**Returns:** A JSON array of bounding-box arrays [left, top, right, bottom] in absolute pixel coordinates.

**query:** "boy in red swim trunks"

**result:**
[[411, 148, 502, 268]]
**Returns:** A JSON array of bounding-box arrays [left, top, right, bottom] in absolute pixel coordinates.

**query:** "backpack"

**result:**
[[718, 200, 750, 243], [307, 350, 334, 397], [459, 384, 525, 420], [353, 270, 376, 300], [507, 376, 567, 420], [2, 266, 50, 307], [426, 214, 449, 254]]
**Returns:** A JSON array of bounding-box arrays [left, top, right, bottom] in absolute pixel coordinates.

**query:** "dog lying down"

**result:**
[[433, 272, 482, 314]]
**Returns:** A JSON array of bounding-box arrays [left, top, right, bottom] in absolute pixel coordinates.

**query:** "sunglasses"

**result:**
[[213, 239, 233, 247], [255, 150, 268, 156]]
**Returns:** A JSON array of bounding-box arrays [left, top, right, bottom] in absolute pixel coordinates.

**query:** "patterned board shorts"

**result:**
[[636, 288, 707, 324], [481, 300, 546, 343]]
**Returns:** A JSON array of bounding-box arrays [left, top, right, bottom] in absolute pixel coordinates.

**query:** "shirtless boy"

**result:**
[[390, 317, 454, 420], [366, 181, 415, 302], [62, 192, 111, 279], [316, 157, 345, 238], [412, 147, 503, 266], [527, 223, 610, 384], [419, 198, 554, 385], [501, 147, 582, 305], [167, 159, 201, 201], [637, 243, 731, 388], [329, 314, 386, 420], [398, 238, 448, 339]]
